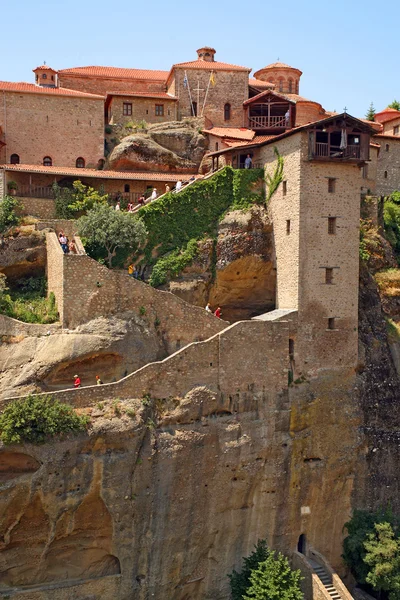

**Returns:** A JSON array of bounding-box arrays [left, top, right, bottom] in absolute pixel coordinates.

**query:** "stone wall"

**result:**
[[0, 91, 104, 167], [45, 233, 65, 323], [58, 74, 166, 96], [109, 96, 177, 126], [295, 102, 326, 127], [375, 135, 400, 195], [17, 196, 56, 219], [37, 219, 79, 239]]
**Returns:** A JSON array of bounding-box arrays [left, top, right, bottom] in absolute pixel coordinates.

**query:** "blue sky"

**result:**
[[2, 0, 397, 118]]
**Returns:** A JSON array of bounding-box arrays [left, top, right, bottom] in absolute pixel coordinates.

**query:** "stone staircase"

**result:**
[[309, 558, 345, 599]]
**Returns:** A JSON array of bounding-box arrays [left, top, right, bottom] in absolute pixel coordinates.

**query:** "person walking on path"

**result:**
[[115, 200, 121, 211], [165, 184, 171, 193], [175, 180, 182, 192], [73, 374, 81, 388], [128, 263, 135, 277], [205, 302, 212, 313], [151, 188, 157, 201], [96, 375, 103, 385], [214, 307, 222, 318]]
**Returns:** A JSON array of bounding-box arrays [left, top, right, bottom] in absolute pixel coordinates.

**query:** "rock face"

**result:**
[[167, 207, 276, 321], [0, 227, 46, 281], [108, 119, 207, 172]]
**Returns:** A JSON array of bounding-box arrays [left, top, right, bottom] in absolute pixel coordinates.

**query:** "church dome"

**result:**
[[253, 62, 302, 94]]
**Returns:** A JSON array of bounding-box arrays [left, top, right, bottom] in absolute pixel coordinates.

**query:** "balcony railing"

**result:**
[[248, 115, 288, 129], [313, 143, 362, 160], [16, 184, 54, 199]]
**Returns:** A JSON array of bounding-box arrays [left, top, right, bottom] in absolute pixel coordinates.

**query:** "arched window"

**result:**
[[288, 79, 293, 93], [215, 142, 219, 151], [279, 79, 284, 92], [297, 534, 307, 554], [43, 156, 52, 166], [76, 157, 85, 168], [124, 184, 130, 193], [10, 153, 20, 164], [384, 170, 388, 179], [97, 158, 105, 170], [224, 103, 231, 121], [295, 80, 299, 94], [42, 73, 47, 80]]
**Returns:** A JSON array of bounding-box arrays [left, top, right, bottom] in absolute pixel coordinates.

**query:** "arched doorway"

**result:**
[[297, 534, 306, 554]]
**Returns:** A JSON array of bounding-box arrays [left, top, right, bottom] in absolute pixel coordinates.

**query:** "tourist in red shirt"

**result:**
[[74, 374, 81, 388], [214, 307, 222, 319]]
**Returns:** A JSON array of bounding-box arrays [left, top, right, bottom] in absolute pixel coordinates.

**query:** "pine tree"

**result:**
[[365, 102, 376, 121], [364, 522, 400, 600], [243, 551, 304, 600], [388, 100, 400, 111], [228, 540, 270, 600]]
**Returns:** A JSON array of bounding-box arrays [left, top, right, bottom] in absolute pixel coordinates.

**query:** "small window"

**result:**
[[124, 184, 130, 193], [51, 75, 54, 81], [279, 79, 284, 92], [289, 338, 294, 359], [10, 153, 20, 164], [282, 180, 287, 196], [123, 102, 132, 116], [328, 178, 336, 193], [35, 74, 38, 82], [328, 317, 335, 330], [386, 144, 390, 152], [215, 142, 219, 151], [286, 219, 291, 235], [155, 104, 164, 116], [328, 217, 336, 235], [76, 157, 85, 168], [394, 126, 399, 136], [43, 156, 52, 166], [191, 101, 197, 117], [384, 170, 388, 179], [288, 79, 293, 93], [42, 73, 47, 80], [224, 103, 231, 121], [325, 268, 334, 284]]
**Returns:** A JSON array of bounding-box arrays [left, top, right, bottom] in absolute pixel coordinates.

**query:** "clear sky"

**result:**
[[2, 0, 398, 118]]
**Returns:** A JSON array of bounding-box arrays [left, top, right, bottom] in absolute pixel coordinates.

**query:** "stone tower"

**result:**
[[33, 64, 58, 88]]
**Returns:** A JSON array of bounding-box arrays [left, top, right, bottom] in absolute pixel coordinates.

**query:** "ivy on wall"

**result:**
[[135, 166, 264, 286], [265, 147, 284, 203]]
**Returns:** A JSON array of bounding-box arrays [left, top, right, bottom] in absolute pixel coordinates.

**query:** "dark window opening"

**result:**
[[386, 144, 390, 152], [215, 142, 219, 151], [384, 170, 388, 179], [155, 104, 164, 116], [278, 79, 284, 92], [76, 157, 85, 168], [286, 219, 291, 234], [124, 184, 130, 193], [42, 73, 47, 79], [328, 317, 336, 330], [283, 180, 287, 196], [123, 102, 132, 116], [10, 153, 20, 164], [328, 178, 336, 193], [394, 126, 399, 136], [289, 338, 294, 359], [297, 534, 306, 554], [288, 79, 293, 93], [328, 217, 336, 234], [43, 156, 52, 166], [224, 103, 231, 121], [191, 101, 197, 117], [325, 268, 334, 284]]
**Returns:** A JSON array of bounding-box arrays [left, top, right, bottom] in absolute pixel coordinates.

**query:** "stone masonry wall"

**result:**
[[295, 102, 326, 127], [45, 233, 65, 323], [17, 196, 56, 219], [58, 75, 166, 96], [172, 68, 249, 127], [109, 96, 177, 126], [0, 91, 104, 167], [375, 136, 400, 195]]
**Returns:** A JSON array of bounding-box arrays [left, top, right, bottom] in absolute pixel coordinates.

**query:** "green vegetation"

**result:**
[[375, 269, 400, 296], [136, 166, 263, 285], [0, 275, 58, 323], [53, 180, 108, 219], [0, 394, 89, 445], [388, 100, 400, 111], [0, 195, 20, 241], [343, 508, 400, 598], [78, 203, 147, 268], [265, 147, 284, 203], [229, 540, 303, 600], [383, 192, 400, 257], [365, 102, 376, 121]]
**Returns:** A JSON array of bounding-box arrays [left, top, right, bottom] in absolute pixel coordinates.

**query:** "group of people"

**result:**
[[73, 374, 103, 388], [58, 231, 76, 254], [113, 178, 194, 211], [205, 303, 222, 318]]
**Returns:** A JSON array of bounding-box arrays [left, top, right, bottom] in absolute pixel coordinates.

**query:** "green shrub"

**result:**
[[105, 125, 113, 134], [149, 238, 199, 287], [229, 540, 270, 600], [0, 395, 89, 445], [0, 275, 58, 323], [0, 195, 20, 240], [243, 551, 303, 600]]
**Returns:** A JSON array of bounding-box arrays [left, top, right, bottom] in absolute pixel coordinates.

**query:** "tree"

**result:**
[[364, 522, 400, 600], [52, 180, 108, 219], [365, 102, 376, 121], [388, 100, 400, 111], [0, 195, 20, 242], [78, 203, 147, 268], [229, 540, 270, 600], [243, 551, 303, 600]]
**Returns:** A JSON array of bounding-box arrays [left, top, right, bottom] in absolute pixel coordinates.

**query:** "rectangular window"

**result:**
[[327, 317, 335, 330], [123, 102, 132, 116], [328, 217, 336, 235], [394, 126, 399, 135], [328, 178, 335, 193], [325, 268, 334, 284], [282, 180, 287, 196], [286, 220, 291, 235], [155, 104, 164, 116]]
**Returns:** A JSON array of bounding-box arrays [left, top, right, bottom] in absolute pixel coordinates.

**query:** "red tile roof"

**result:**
[[373, 134, 400, 141], [0, 81, 104, 99], [58, 66, 169, 81], [249, 78, 275, 88], [172, 59, 251, 72], [203, 127, 255, 141], [33, 64, 57, 72], [107, 91, 177, 100], [0, 164, 200, 182], [244, 89, 317, 106], [224, 135, 276, 148]]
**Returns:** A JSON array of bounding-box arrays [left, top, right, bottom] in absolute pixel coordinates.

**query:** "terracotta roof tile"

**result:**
[[224, 135, 277, 148], [0, 81, 104, 99], [58, 66, 169, 81], [0, 164, 199, 182], [203, 127, 255, 141], [33, 64, 57, 72], [374, 133, 400, 140], [249, 78, 275, 88], [172, 59, 250, 72], [107, 91, 177, 100]]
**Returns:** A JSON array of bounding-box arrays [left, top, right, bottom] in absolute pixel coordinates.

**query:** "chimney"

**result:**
[[196, 47, 216, 62]]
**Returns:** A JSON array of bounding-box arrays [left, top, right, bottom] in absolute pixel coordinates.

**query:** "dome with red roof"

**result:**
[[253, 61, 302, 95]]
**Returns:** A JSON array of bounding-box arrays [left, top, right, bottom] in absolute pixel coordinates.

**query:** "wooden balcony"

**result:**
[[314, 143, 361, 159], [16, 184, 54, 199], [248, 115, 288, 130]]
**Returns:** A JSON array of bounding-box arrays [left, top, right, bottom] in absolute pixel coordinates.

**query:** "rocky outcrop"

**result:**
[[0, 226, 46, 281], [166, 207, 276, 321], [108, 119, 207, 172]]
